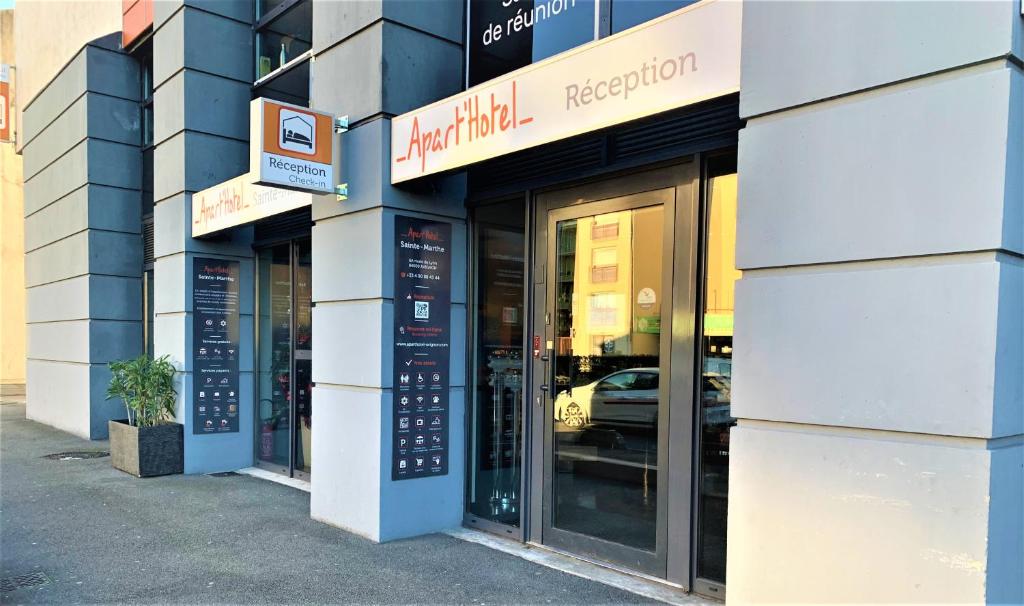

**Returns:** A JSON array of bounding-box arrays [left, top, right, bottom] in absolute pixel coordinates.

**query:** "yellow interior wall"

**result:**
[[1, 8, 25, 390]]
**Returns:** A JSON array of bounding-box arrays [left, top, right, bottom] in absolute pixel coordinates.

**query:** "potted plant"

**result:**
[[106, 355, 183, 477]]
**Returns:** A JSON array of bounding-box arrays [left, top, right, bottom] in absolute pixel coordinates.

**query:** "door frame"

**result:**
[[252, 236, 312, 480], [526, 160, 700, 586]]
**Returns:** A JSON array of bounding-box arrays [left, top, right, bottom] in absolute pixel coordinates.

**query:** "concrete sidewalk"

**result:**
[[0, 399, 658, 605]]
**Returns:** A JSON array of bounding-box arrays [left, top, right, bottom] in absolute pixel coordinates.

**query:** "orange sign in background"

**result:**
[[122, 0, 154, 48], [0, 65, 10, 143], [262, 101, 333, 164]]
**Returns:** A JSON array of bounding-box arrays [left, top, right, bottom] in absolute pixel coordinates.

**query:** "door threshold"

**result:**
[[237, 466, 311, 493], [446, 527, 719, 605]]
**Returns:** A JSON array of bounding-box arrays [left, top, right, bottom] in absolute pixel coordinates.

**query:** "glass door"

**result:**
[[529, 163, 698, 582], [255, 238, 313, 478]]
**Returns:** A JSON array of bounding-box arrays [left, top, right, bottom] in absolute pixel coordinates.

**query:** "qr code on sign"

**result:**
[[414, 301, 430, 320]]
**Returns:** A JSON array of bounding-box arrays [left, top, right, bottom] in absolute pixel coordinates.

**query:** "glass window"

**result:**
[[610, 0, 696, 33], [467, 199, 526, 527], [696, 156, 739, 584], [255, 0, 312, 80], [551, 204, 665, 552], [467, 0, 597, 86]]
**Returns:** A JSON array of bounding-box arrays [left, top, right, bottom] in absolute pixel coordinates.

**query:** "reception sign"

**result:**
[[192, 258, 241, 434], [392, 216, 452, 480], [390, 0, 741, 183], [250, 98, 334, 194]]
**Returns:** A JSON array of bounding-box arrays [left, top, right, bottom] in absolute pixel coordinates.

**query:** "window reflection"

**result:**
[[696, 159, 738, 584], [610, 0, 697, 33], [468, 199, 526, 526], [255, 0, 312, 80], [551, 205, 664, 551]]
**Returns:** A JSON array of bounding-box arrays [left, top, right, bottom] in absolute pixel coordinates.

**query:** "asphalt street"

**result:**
[[0, 398, 657, 605]]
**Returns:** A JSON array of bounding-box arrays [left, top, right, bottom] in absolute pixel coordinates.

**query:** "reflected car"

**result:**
[[553, 368, 659, 430]]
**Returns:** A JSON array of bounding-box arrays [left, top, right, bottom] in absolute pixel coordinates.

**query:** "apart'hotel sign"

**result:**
[[390, 0, 741, 184]]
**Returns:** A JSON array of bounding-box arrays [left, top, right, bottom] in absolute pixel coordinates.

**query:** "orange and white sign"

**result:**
[[1, 64, 11, 143], [250, 98, 334, 194], [191, 173, 312, 238], [390, 0, 740, 184]]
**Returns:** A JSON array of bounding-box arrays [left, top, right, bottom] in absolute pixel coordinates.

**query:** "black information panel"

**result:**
[[392, 216, 452, 480], [192, 257, 241, 435]]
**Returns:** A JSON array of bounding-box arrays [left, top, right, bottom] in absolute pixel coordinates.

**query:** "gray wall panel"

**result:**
[[384, 0, 463, 45], [381, 22, 463, 117], [740, 0, 1021, 118]]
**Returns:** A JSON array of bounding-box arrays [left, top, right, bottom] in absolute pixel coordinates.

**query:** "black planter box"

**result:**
[[108, 420, 184, 478]]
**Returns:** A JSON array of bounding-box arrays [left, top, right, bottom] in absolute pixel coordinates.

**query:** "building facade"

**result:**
[[14, 0, 1023, 603], [1, 7, 26, 398]]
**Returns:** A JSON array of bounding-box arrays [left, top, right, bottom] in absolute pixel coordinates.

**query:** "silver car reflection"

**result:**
[[553, 368, 659, 430]]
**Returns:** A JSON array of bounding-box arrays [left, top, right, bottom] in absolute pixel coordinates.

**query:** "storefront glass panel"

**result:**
[[255, 238, 312, 478], [293, 240, 313, 475], [467, 200, 526, 528], [551, 205, 664, 552], [695, 161, 738, 584], [256, 244, 292, 471]]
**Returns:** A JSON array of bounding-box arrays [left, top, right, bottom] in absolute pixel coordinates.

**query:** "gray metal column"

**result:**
[[308, 0, 468, 541], [152, 0, 256, 473], [21, 35, 143, 439], [730, 3, 1023, 603]]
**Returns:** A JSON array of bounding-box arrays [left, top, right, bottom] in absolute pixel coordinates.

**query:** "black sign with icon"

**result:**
[[192, 257, 241, 434], [393, 216, 452, 480]]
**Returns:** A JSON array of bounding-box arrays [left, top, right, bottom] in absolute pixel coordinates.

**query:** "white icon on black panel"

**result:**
[[198, 406, 206, 413], [416, 373, 424, 383], [220, 378, 229, 385], [414, 301, 429, 320], [431, 395, 440, 404], [399, 326, 405, 335], [220, 320, 227, 327], [229, 391, 235, 397], [228, 349, 235, 356], [205, 319, 213, 326], [432, 372, 441, 383], [399, 373, 410, 385], [415, 417, 425, 428], [205, 377, 213, 384], [399, 437, 408, 448], [399, 459, 408, 469], [213, 392, 220, 397], [199, 347, 207, 355], [431, 416, 442, 426], [400, 396, 409, 406], [220, 419, 228, 427], [199, 391, 205, 398], [431, 455, 442, 466], [214, 348, 221, 355], [415, 457, 424, 468], [416, 396, 424, 405], [399, 417, 410, 429], [415, 435, 425, 446], [431, 435, 442, 445]]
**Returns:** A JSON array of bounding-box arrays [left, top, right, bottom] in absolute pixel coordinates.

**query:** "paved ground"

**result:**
[[0, 399, 657, 605]]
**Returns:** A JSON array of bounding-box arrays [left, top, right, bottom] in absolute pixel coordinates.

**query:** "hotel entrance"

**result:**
[[466, 151, 738, 596], [530, 164, 696, 578], [254, 237, 313, 480]]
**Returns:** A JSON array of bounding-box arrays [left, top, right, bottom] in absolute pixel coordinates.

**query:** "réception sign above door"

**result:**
[[390, 0, 740, 184], [251, 98, 334, 194]]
